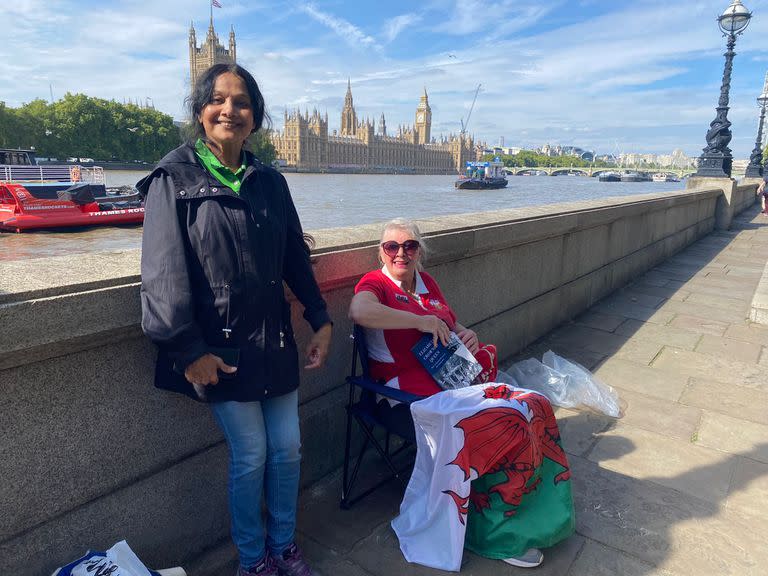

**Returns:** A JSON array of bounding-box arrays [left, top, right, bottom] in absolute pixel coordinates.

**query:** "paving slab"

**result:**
[[601, 388, 701, 441], [573, 311, 626, 332], [667, 314, 729, 337], [615, 318, 703, 349], [695, 411, 768, 464], [592, 357, 689, 402], [592, 301, 676, 325], [566, 540, 677, 576], [348, 521, 584, 576], [670, 280, 755, 300], [693, 334, 763, 364], [546, 324, 631, 356], [724, 457, 768, 521], [612, 339, 666, 365], [571, 455, 768, 576], [681, 377, 768, 425], [652, 348, 768, 389], [296, 467, 405, 554], [552, 407, 616, 457], [657, 299, 749, 324], [624, 283, 690, 302], [588, 425, 735, 504], [599, 291, 667, 310], [724, 322, 768, 346], [683, 291, 751, 311], [663, 510, 768, 576]]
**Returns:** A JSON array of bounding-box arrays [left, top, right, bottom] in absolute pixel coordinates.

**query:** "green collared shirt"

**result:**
[[194, 138, 247, 194]]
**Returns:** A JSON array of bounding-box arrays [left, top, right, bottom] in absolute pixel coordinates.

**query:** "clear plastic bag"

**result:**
[[503, 350, 622, 418]]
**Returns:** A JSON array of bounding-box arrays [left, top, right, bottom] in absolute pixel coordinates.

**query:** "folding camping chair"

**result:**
[[340, 324, 426, 509]]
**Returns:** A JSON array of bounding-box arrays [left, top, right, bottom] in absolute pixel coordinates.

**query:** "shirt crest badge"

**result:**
[[429, 299, 443, 309], [395, 294, 409, 303]]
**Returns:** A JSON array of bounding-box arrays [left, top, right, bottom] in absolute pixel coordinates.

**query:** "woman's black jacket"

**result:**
[[137, 143, 331, 402]]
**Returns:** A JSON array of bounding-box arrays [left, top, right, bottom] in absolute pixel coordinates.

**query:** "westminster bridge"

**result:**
[[505, 166, 704, 178], [1, 177, 766, 575]]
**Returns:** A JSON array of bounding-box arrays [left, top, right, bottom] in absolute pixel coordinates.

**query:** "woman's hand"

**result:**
[[418, 315, 451, 347], [456, 327, 480, 354], [758, 180, 766, 194], [305, 323, 333, 369], [184, 353, 237, 386]]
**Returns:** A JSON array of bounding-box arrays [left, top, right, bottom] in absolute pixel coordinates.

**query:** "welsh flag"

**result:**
[[392, 384, 575, 571]]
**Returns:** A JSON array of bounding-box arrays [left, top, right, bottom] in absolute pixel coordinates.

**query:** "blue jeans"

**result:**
[[210, 390, 301, 568]]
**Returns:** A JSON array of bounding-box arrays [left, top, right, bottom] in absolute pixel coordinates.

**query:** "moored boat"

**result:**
[[620, 171, 650, 182], [598, 172, 621, 182], [652, 173, 680, 183], [455, 158, 508, 190], [0, 148, 144, 232]]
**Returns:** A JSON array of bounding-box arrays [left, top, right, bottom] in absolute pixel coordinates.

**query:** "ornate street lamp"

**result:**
[[695, 0, 752, 178], [745, 72, 768, 178]]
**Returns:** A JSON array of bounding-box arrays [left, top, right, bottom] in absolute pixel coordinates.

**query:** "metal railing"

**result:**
[[0, 164, 105, 184]]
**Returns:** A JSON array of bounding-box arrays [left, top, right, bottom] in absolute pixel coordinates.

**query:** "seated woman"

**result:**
[[349, 218, 575, 571], [349, 218, 497, 397]]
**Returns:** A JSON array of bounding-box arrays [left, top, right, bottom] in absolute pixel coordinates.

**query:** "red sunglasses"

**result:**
[[381, 240, 420, 257]]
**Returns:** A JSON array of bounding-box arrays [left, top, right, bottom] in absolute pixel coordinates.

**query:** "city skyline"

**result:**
[[5, 1, 768, 158]]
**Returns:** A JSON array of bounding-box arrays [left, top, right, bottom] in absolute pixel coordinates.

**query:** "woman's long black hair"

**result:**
[[185, 63, 271, 141]]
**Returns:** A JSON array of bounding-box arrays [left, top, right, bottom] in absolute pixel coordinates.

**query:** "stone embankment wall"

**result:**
[[0, 185, 752, 574]]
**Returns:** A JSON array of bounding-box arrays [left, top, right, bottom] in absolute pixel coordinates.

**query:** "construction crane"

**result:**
[[460, 84, 482, 136]]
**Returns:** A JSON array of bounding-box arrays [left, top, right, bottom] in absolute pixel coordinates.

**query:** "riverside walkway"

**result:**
[[193, 204, 768, 576]]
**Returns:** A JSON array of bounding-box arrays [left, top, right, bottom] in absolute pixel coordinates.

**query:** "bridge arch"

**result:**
[[551, 168, 589, 176]]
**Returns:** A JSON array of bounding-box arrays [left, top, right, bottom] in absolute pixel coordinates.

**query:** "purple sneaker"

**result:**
[[273, 543, 317, 576], [237, 553, 279, 576]]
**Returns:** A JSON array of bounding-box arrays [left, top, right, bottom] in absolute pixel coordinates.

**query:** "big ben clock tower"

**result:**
[[414, 88, 432, 145]]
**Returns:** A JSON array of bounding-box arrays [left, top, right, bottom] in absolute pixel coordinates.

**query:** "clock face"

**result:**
[[416, 113, 424, 123]]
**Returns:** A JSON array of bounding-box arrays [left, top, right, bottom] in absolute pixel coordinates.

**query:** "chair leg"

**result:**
[[341, 403, 355, 506]]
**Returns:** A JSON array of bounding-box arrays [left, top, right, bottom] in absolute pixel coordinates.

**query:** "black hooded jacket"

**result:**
[[137, 143, 331, 402]]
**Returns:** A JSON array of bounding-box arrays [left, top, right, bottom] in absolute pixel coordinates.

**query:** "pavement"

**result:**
[[192, 204, 768, 576]]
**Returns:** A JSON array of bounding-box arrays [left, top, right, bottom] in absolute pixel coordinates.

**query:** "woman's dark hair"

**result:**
[[185, 63, 271, 141]]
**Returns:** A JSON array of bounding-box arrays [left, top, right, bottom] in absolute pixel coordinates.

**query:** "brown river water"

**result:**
[[1, 170, 685, 262]]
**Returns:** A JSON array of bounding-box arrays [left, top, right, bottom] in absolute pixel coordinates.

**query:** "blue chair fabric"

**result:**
[[340, 324, 426, 509]]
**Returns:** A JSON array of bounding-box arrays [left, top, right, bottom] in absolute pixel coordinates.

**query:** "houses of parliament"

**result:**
[[189, 18, 478, 173]]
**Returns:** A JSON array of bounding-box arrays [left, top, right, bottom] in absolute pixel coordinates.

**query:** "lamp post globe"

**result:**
[[745, 72, 768, 178], [718, 0, 752, 34], [695, 0, 752, 178]]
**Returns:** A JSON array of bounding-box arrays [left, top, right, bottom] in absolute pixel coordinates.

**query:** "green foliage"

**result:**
[[482, 151, 613, 169], [249, 131, 276, 165], [0, 94, 181, 162]]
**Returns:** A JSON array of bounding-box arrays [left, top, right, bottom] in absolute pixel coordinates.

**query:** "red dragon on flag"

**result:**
[[443, 385, 571, 524]]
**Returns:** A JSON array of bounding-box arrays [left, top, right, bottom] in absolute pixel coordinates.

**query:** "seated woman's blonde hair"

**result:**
[[380, 218, 428, 270]]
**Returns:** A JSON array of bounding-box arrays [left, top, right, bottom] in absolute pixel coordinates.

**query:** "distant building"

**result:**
[[484, 146, 521, 156], [188, 16, 236, 87], [538, 143, 594, 161], [270, 82, 478, 172]]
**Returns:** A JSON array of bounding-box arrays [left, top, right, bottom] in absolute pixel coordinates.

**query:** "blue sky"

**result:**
[[4, 0, 768, 158]]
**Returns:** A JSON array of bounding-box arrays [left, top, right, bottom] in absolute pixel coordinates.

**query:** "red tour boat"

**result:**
[[0, 148, 144, 233]]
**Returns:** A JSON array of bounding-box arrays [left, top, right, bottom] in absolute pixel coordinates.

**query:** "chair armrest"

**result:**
[[347, 375, 426, 405]]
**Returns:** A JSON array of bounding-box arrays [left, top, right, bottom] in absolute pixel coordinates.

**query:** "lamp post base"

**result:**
[[744, 165, 763, 178], [695, 153, 732, 178]]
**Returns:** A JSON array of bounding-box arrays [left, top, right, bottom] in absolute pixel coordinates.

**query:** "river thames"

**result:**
[[1, 170, 686, 261]]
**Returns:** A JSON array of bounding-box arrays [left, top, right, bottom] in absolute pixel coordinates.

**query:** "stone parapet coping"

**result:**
[[0, 188, 719, 305]]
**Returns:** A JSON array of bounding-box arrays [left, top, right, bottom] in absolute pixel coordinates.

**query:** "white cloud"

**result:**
[[298, 3, 378, 50], [383, 13, 421, 43]]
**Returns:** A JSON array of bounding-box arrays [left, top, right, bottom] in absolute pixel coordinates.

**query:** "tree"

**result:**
[[249, 131, 276, 165], [0, 94, 181, 162]]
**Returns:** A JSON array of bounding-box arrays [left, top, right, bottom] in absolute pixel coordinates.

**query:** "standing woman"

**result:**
[[137, 63, 332, 576]]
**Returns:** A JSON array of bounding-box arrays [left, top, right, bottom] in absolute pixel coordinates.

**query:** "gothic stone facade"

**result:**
[[189, 18, 236, 87], [271, 82, 477, 173]]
